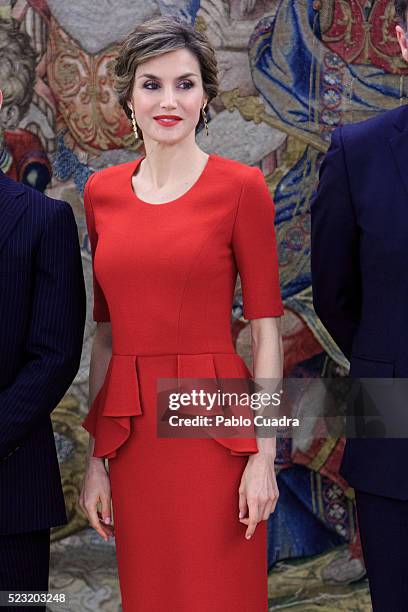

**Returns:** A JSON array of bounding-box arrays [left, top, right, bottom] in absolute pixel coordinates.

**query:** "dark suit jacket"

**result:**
[[311, 103, 408, 500], [0, 170, 86, 534]]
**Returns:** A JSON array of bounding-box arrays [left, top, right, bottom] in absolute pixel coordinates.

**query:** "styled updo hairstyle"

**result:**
[[114, 16, 219, 140]]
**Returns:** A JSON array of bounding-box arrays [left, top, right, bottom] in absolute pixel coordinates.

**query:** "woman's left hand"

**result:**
[[238, 451, 279, 540]]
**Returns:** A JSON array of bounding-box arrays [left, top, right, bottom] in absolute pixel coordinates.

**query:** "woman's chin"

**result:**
[[148, 131, 188, 146]]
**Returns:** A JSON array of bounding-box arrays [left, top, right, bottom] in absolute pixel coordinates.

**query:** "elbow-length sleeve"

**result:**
[[84, 173, 111, 322], [232, 167, 284, 320]]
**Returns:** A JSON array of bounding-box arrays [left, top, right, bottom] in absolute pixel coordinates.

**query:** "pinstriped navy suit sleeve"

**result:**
[[0, 200, 86, 459]]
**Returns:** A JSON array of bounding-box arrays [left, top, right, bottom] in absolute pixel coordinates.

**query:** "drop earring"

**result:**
[[201, 103, 209, 136], [130, 104, 139, 141]]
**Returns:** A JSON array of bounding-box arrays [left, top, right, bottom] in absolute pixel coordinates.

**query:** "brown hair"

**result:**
[[395, 0, 408, 29], [114, 16, 219, 139]]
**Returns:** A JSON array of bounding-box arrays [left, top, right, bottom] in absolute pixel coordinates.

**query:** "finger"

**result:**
[[88, 502, 109, 541], [100, 496, 112, 526], [257, 497, 269, 521], [270, 488, 280, 514], [245, 519, 258, 540], [245, 499, 259, 540], [239, 499, 259, 526], [97, 510, 115, 538], [261, 500, 274, 521], [238, 491, 248, 519]]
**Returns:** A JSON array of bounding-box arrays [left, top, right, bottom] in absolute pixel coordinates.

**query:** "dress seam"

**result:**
[[204, 209, 240, 353], [230, 169, 254, 243], [176, 207, 237, 354]]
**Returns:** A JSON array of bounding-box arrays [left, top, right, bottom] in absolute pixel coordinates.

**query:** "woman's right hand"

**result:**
[[79, 457, 114, 542]]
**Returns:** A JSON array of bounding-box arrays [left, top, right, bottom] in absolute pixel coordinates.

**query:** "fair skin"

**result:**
[[79, 47, 283, 541], [396, 15, 408, 63], [129, 47, 210, 203]]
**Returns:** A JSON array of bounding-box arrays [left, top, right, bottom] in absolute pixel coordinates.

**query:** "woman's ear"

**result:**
[[396, 25, 408, 63]]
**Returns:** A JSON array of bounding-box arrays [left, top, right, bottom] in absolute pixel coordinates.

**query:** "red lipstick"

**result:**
[[154, 115, 182, 127]]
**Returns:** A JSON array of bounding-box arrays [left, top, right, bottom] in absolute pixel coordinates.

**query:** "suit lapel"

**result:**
[[389, 104, 408, 200], [0, 171, 28, 254]]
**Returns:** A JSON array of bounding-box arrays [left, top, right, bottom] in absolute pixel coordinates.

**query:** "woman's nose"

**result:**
[[159, 88, 177, 108]]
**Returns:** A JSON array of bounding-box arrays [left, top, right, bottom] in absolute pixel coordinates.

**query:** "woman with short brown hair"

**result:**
[[79, 15, 283, 611]]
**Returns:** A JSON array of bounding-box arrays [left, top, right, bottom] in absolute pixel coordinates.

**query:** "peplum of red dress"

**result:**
[[82, 153, 284, 611]]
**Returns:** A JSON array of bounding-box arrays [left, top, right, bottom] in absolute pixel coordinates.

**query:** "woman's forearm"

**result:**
[[250, 317, 283, 454], [85, 323, 112, 469]]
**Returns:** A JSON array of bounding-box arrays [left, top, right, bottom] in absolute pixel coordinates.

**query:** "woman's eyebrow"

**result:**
[[136, 72, 198, 80]]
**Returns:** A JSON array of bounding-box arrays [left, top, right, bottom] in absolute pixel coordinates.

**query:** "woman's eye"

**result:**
[[143, 80, 194, 90], [143, 81, 159, 89], [179, 80, 193, 89]]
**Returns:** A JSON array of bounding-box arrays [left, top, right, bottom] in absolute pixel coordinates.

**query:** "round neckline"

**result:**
[[128, 153, 214, 207]]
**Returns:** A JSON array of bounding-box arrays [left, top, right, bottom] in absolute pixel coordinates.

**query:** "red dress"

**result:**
[[82, 153, 284, 611]]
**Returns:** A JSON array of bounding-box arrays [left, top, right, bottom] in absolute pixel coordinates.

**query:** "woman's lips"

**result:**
[[154, 117, 182, 127]]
